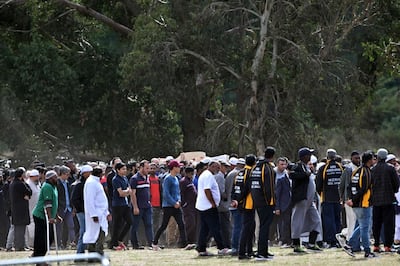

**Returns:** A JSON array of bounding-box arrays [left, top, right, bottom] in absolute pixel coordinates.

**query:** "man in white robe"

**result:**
[[83, 167, 111, 256]]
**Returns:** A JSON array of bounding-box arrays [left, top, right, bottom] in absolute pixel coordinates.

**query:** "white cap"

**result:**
[[229, 157, 238, 166], [237, 158, 245, 165], [80, 165, 93, 174], [386, 154, 396, 163], [30, 169, 39, 176], [165, 156, 174, 161], [310, 155, 318, 164], [201, 157, 211, 164]]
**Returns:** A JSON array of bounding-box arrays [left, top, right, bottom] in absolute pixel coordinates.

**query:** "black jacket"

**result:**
[[316, 160, 343, 203], [348, 165, 372, 208], [71, 178, 85, 213], [289, 162, 310, 204], [57, 178, 72, 214], [249, 160, 275, 208], [10, 178, 32, 225], [231, 165, 254, 210], [371, 161, 399, 206]]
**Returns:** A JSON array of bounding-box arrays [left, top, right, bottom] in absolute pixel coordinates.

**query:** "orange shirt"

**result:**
[[149, 174, 161, 207]]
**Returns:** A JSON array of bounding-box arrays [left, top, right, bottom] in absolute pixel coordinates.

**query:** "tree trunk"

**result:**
[[248, 0, 274, 156]]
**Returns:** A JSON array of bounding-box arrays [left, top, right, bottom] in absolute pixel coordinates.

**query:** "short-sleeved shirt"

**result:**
[[196, 169, 221, 211], [112, 175, 129, 207], [130, 172, 151, 209], [33, 182, 58, 220]]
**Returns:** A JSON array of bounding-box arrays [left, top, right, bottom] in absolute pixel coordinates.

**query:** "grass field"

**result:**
[[0, 246, 399, 266]]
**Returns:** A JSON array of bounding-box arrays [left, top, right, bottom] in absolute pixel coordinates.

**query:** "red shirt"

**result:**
[[149, 174, 161, 207]]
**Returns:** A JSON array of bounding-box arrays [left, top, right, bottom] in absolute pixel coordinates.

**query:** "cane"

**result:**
[[45, 208, 50, 255]]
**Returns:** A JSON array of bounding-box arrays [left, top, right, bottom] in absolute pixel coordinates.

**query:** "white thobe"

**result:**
[[83, 175, 109, 244]]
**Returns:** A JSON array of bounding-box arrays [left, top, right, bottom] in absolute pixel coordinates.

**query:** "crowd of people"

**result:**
[[0, 146, 400, 263]]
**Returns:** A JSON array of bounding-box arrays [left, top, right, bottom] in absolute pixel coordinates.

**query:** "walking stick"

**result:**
[[45, 208, 50, 255]]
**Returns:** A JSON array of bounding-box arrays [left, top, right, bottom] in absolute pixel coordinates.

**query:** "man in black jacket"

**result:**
[[290, 147, 322, 253], [371, 148, 400, 252], [249, 147, 276, 261], [316, 149, 343, 248], [71, 165, 93, 255], [9, 167, 32, 251]]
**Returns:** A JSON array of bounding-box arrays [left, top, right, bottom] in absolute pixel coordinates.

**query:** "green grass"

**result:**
[[0, 247, 399, 265]]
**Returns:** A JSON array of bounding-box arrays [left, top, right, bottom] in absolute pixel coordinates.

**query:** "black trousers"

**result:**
[[257, 205, 274, 257], [239, 209, 255, 256], [278, 207, 292, 245], [110, 205, 132, 247], [33, 215, 54, 257], [88, 230, 105, 255], [154, 207, 187, 246], [182, 207, 198, 243], [373, 204, 395, 247]]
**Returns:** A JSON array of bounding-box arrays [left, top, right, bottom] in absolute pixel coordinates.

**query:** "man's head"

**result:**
[[298, 147, 314, 163], [45, 170, 58, 185], [326, 148, 337, 160], [276, 157, 288, 172], [264, 146, 276, 160], [376, 148, 388, 161], [362, 151, 375, 167], [139, 160, 150, 176], [111, 157, 122, 169], [80, 165, 93, 179], [30, 169, 40, 182], [245, 154, 256, 167], [168, 160, 182, 175], [15, 167, 25, 180], [350, 151, 360, 167], [149, 163, 157, 175], [64, 159, 77, 174], [92, 167, 103, 178], [208, 161, 221, 174], [59, 165, 71, 181], [386, 154, 397, 166], [184, 166, 195, 179]]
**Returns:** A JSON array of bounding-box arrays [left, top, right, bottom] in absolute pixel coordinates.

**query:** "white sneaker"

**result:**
[[217, 248, 230, 255], [254, 255, 272, 261], [152, 244, 160, 251], [335, 233, 346, 248]]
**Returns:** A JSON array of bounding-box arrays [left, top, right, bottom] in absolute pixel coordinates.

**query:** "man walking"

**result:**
[[371, 148, 400, 252]]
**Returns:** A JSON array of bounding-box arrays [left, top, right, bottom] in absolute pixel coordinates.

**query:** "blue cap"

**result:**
[[298, 147, 314, 158]]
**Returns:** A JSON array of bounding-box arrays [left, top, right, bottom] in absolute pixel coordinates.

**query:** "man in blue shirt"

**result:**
[[152, 160, 187, 250]]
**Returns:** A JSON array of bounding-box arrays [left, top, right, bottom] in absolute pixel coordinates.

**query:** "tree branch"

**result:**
[[55, 0, 133, 35]]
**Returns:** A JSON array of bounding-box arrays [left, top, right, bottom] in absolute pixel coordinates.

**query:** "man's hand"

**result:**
[[133, 207, 140, 215], [92, 216, 99, 223], [346, 199, 353, 207], [107, 214, 112, 222], [174, 202, 181, 209], [275, 210, 281, 216], [231, 200, 238, 208]]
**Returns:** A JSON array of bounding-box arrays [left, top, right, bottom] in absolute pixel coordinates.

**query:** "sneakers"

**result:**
[[152, 244, 161, 251], [335, 233, 346, 248], [198, 251, 214, 256], [307, 245, 323, 252], [373, 246, 383, 253], [120, 242, 128, 250], [364, 252, 376, 258], [384, 246, 396, 252], [343, 245, 355, 257], [254, 254, 272, 261], [280, 243, 292, 249], [112, 245, 124, 251], [217, 248, 230, 255], [293, 246, 306, 253], [238, 254, 251, 260], [184, 243, 196, 250]]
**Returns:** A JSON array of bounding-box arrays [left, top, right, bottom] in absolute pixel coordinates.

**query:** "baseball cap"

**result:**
[[168, 160, 183, 170], [298, 147, 314, 158], [45, 170, 57, 180]]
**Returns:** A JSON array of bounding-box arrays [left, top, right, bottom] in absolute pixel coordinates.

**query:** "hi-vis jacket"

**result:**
[[249, 160, 276, 208], [231, 165, 254, 210], [316, 160, 343, 203], [348, 165, 372, 208]]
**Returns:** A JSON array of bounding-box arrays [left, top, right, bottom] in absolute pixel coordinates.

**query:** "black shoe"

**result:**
[[238, 254, 251, 260], [267, 252, 274, 257], [343, 245, 355, 257], [307, 245, 323, 252], [364, 252, 376, 258]]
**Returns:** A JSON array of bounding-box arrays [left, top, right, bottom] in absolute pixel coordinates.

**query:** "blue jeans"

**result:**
[[349, 207, 372, 253], [321, 202, 341, 244], [230, 209, 243, 251], [76, 212, 86, 253], [130, 207, 154, 247]]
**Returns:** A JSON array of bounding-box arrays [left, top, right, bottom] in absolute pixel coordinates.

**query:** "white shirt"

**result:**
[[26, 178, 40, 219], [195, 169, 220, 211], [83, 175, 109, 244]]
